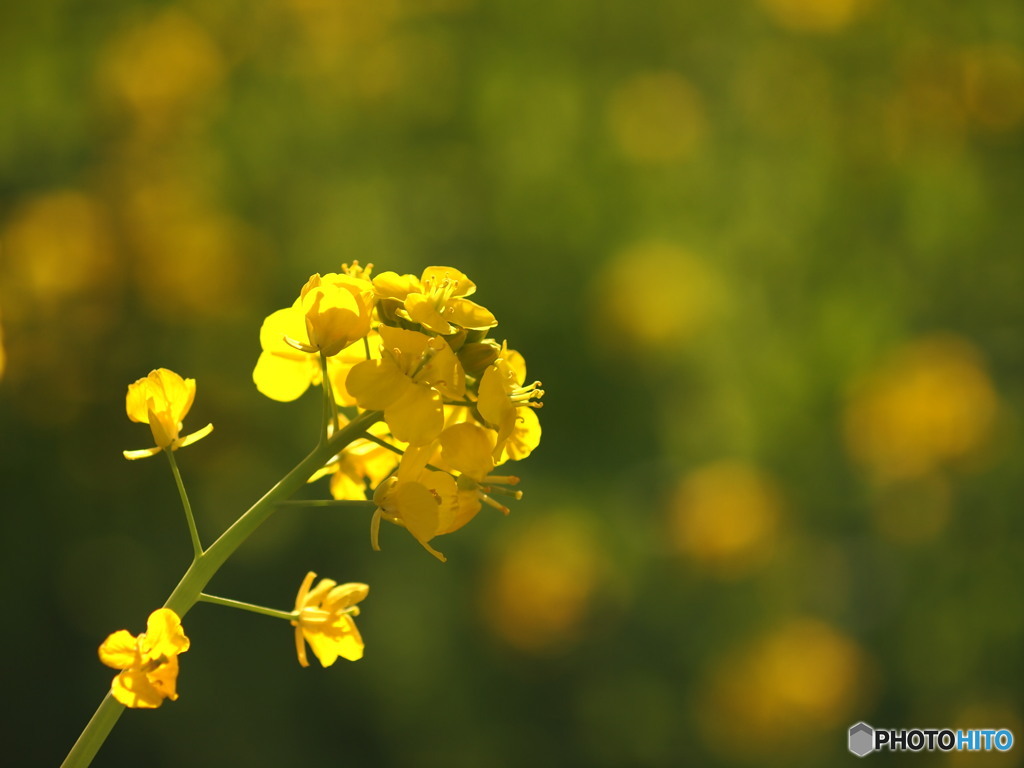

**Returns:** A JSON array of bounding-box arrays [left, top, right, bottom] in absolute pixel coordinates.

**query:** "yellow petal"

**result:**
[[98, 630, 138, 670], [294, 625, 310, 667], [253, 350, 316, 402], [440, 422, 496, 480], [386, 385, 443, 446], [144, 654, 181, 702], [421, 266, 475, 297], [372, 271, 420, 299], [404, 293, 454, 335], [178, 422, 214, 449], [259, 306, 309, 356], [143, 608, 190, 659], [111, 666, 166, 709], [449, 297, 497, 330], [395, 481, 442, 544], [346, 357, 412, 411], [500, 406, 542, 463], [477, 364, 511, 427], [324, 583, 369, 612], [294, 571, 317, 612], [123, 446, 162, 460]]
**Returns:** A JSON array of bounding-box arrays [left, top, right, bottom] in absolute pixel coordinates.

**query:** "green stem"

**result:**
[[166, 449, 203, 559], [60, 694, 124, 768], [62, 408, 383, 768], [198, 593, 297, 622]]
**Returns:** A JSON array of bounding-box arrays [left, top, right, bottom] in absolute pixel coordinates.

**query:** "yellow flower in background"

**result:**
[[98, 608, 190, 709], [371, 444, 459, 562], [699, 618, 869, 759], [478, 344, 543, 461], [373, 265, 497, 335], [123, 369, 213, 459], [292, 571, 368, 667], [347, 325, 466, 445], [669, 461, 782, 577], [844, 335, 998, 482], [253, 270, 373, 401]]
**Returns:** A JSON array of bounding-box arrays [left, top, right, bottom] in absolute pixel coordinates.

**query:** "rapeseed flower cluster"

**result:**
[[256, 263, 544, 561]]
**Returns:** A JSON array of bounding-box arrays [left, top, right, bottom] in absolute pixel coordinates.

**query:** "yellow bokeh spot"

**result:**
[[591, 241, 719, 354], [756, 0, 866, 33], [607, 71, 706, 163], [482, 514, 601, 654], [2, 191, 116, 306], [963, 46, 1024, 133], [670, 461, 781, 576], [700, 618, 870, 759], [844, 335, 998, 482], [98, 9, 224, 133], [121, 169, 259, 320]]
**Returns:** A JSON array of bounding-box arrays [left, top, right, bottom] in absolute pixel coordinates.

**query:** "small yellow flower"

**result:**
[[123, 369, 213, 459], [371, 444, 459, 561], [478, 344, 543, 461], [373, 266, 497, 335], [346, 326, 466, 446], [98, 608, 190, 709], [292, 571, 368, 667]]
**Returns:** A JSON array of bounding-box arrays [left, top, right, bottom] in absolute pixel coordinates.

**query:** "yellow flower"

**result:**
[[478, 344, 543, 461], [253, 270, 373, 401], [98, 608, 190, 709], [123, 369, 213, 459], [295, 272, 373, 356], [346, 326, 466, 446], [292, 571, 368, 667], [373, 266, 497, 335], [371, 444, 459, 562]]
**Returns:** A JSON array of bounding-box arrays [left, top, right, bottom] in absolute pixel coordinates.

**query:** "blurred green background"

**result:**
[[1, 0, 1023, 765]]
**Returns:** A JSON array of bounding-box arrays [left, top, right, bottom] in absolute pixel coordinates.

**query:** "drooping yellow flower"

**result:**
[[346, 326, 466, 446], [440, 422, 522, 530], [291, 571, 368, 667], [98, 608, 190, 709], [371, 444, 459, 561], [478, 344, 543, 461], [373, 266, 497, 335], [295, 272, 373, 356], [123, 369, 213, 459], [253, 270, 373, 401]]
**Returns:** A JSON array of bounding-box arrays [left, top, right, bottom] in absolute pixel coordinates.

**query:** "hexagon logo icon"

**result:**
[[849, 722, 875, 757]]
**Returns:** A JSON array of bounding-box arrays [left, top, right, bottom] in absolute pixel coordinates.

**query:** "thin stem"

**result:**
[[198, 593, 297, 622], [361, 432, 404, 458], [166, 449, 203, 559], [319, 352, 332, 445], [277, 499, 377, 510]]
